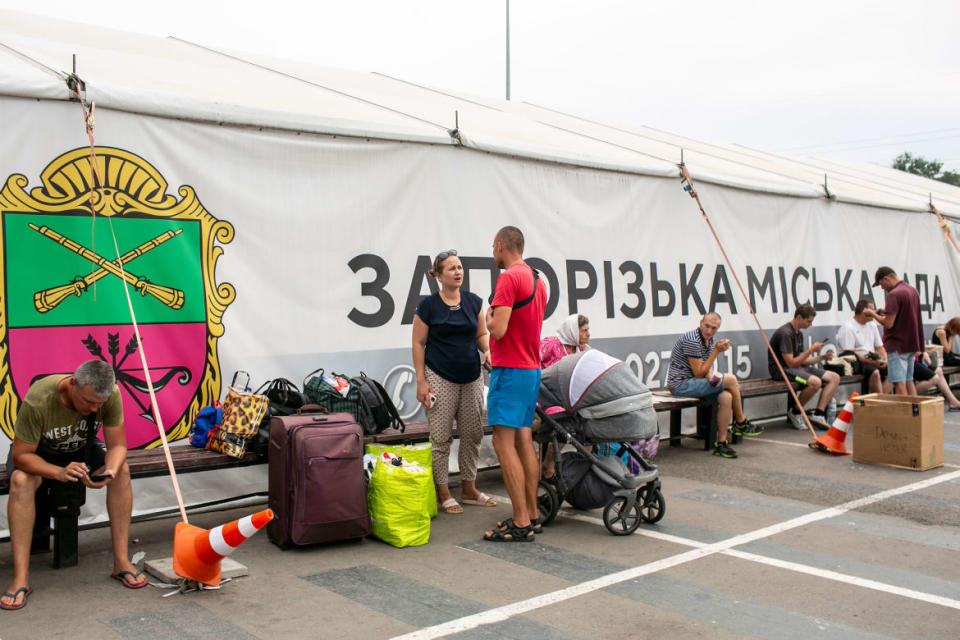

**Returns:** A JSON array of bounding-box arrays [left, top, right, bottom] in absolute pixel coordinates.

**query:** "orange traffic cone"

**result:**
[[813, 393, 857, 455], [173, 508, 274, 586]]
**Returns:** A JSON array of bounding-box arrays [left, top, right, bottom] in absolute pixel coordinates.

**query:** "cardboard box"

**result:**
[[852, 394, 943, 471]]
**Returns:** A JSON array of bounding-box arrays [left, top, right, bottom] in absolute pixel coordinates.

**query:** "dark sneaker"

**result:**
[[731, 417, 763, 437], [786, 410, 806, 430], [713, 441, 738, 458]]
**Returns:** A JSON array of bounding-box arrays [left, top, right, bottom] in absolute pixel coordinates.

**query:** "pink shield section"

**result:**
[[8, 323, 207, 449]]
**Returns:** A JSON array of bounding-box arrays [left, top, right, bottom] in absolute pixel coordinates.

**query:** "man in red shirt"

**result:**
[[483, 226, 547, 542]]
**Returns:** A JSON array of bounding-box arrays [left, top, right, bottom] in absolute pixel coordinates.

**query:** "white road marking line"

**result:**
[[723, 549, 960, 610], [394, 469, 960, 639], [749, 438, 811, 448], [558, 511, 960, 611]]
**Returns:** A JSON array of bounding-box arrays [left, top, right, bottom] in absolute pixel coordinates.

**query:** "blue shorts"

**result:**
[[487, 367, 541, 429], [671, 377, 724, 401], [887, 352, 915, 383]]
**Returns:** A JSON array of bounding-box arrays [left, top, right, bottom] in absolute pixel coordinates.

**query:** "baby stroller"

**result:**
[[536, 349, 664, 535]]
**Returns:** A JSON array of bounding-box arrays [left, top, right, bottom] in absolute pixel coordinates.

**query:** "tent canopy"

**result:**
[[1, 8, 958, 215]]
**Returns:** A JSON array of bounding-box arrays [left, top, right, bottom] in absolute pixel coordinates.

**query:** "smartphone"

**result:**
[[89, 472, 112, 482], [426, 393, 438, 409]]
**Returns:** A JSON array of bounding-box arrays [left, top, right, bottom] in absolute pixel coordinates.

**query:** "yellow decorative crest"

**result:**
[[0, 147, 234, 447]]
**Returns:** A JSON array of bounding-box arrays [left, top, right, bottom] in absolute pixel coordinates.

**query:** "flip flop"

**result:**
[[111, 570, 148, 589], [439, 497, 463, 514], [460, 492, 497, 507], [0, 586, 32, 611]]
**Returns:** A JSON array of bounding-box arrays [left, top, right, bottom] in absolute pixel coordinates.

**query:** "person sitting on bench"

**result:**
[[768, 304, 839, 430], [665, 312, 760, 460], [2, 360, 144, 612], [836, 298, 888, 395]]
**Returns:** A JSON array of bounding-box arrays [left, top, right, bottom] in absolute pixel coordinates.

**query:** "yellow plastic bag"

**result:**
[[368, 459, 431, 548], [365, 443, 437, 518]]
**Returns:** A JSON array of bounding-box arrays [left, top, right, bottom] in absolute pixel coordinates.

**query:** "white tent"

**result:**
[[4, 9, 958, 213], [2, 9, 959, 529]]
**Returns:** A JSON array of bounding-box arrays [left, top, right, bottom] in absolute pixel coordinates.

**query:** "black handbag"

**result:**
[[256, 378, 306, 412]]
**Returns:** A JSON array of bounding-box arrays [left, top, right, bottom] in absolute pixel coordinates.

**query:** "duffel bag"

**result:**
[[303, 368, 362, 418]]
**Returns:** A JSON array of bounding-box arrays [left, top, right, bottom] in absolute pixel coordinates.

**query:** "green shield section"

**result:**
[[4, 213, 205, 327]]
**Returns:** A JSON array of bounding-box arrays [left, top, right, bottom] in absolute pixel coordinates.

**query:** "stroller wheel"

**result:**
[[603, 496, 642, 536], [639, 488, 665, 524], [537, 480, 560, 526]]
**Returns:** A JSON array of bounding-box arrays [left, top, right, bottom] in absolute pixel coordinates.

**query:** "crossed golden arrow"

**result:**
[[29, 223, 185, 313]]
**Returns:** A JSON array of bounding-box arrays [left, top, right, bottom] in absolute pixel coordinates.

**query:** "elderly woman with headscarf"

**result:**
[[540, 314, 590, 369], [537, 314, 590, 482]]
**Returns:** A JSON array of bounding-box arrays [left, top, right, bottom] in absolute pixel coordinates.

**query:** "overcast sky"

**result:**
[[3, 0, 958, 169]]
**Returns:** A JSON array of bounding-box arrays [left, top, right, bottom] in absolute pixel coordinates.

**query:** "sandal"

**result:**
[[496, 515, 541, 533], [461, 492, 496, 507], [483, 518, 534, 542], [439, 497, 463, 514]]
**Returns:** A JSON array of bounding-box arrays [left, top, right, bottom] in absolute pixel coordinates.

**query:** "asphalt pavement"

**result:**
[[1, 411, 958, 639]]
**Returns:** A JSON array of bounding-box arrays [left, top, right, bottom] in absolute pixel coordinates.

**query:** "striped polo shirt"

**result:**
[[666, 327, 714, 390]]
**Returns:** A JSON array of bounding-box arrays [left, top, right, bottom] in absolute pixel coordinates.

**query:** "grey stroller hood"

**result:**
[[539, 350, 657, 442]]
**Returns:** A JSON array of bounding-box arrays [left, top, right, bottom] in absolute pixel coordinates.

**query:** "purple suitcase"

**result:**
[[267, 412, 369, 547]]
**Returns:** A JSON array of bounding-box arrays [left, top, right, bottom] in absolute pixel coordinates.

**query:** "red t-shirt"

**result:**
[[490, 261, 547, 369]]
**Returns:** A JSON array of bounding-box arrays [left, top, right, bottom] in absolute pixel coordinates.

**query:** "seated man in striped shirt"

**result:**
[[666, 312, 761, 458]]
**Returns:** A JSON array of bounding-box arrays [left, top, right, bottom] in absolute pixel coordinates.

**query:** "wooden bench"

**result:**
[[7, 364, 956, 560], [659, 373, 870, 451], [660, 364, 960, 450], [0, 423, 437, 566], [0, 446, 266, 567]]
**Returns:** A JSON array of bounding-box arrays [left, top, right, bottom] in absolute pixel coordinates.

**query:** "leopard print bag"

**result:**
[[208, 387, 269, 458]]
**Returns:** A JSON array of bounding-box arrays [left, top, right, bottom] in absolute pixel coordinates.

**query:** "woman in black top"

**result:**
[[412, 250, 494, 514], [931, 317, 960, 366]]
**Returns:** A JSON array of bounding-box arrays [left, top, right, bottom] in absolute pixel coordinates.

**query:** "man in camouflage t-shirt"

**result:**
[[2, 360, 144, 611]]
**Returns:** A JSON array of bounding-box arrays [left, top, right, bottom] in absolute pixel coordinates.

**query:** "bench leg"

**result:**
[[696, 405, 715, 451], [670, 409, 682, 447], [42, 482, 85, 569], [52, 506, 81, 568], [31, 491, 52, 555]]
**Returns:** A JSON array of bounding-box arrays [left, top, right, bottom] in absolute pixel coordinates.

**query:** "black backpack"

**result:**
[[349, 372, 405, 436]]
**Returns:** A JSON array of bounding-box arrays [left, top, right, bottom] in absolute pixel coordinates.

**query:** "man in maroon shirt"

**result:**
[[864, 266, 924, 395]]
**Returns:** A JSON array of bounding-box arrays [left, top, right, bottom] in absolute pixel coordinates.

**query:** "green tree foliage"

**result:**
[[893, 152, 960, 186], [939, 171, 960, 187]]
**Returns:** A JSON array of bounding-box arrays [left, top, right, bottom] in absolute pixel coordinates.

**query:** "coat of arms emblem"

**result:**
[[0, 147, 234, 448]]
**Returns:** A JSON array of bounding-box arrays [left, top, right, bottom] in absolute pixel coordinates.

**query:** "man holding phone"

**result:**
[[2, 360, 143, 611], [768, 303, 840, 430], [666, 312, 760, 459]]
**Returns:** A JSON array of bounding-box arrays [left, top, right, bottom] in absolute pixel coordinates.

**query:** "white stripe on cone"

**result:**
[[237, 514, 258, 538], [208, 525, 233, 556], [831, 400, 856, 434]]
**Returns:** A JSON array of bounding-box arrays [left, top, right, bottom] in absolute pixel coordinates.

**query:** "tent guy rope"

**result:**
[[69, 72, 190, 523], [678, 161, 822, 441], [929, 201, 960, 257]]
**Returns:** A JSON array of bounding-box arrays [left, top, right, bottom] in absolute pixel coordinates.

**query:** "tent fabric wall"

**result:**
[[1, 10, 960, 535]]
